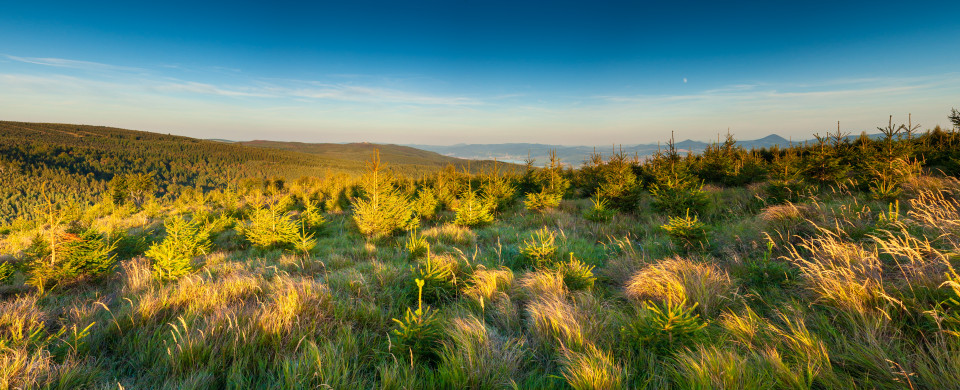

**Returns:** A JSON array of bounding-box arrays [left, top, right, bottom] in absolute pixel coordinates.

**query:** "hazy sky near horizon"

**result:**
[[1, 0, 958, 145]]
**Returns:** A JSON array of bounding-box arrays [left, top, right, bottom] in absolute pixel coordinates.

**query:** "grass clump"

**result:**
[[670, 346, 774, 389], [145, 216, 211, 280], [436, 316, 525, 388], [626, 257, 734, 316], [560, 344, 624, 390]]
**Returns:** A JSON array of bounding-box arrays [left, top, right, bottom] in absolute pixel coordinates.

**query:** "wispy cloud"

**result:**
[[2, 55, 484, 106], [4, 55, 146, 73], [2, 54, 957, 144]]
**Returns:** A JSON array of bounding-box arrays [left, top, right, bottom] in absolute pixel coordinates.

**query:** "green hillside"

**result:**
[[0, 121, 512, 223], [239, 140, 462, 166], [238, 139, 521, 172]]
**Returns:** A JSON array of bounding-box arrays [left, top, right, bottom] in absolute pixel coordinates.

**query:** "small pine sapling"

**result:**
[[559, 253, 596, 291], [353, 151, 419, 238], [145, 216, 211, 280], [411, 249, 459, 304], [583, 193, 615, 223], [620, 299, 707, 355], [391, 278, 443, 364], [0, 261, 12, 284], [661, 209, 708, 252], [520, 228, 559, 268], [406, 229, 429, 260]]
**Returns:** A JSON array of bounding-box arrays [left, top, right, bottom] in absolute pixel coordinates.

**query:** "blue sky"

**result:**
[[1, 0, 958, 144]]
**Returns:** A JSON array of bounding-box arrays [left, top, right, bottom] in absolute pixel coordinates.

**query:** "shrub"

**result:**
[[412, 187, 440, 220], [291, 226, 318, 255], [583, 194, 615, 223], [453, 189, 494, 227], [353, 151, 419, 238], [596, 150, 642, 212], [740, 241, 797, 291], [27, 230, 117, 291], [411, 250, 459, 304], [620, 299, 707, 355], [480, 164, 517, 213], [559, 254, 596, 291], [406, 230, 429, 260], [520, 228, 559, 268], [661, 210, 708, 252], [648, 137, 709, 216], [239, 205, 300, 250], [300, 199, 326, 231], [391, 279, 444, 363], [0, 261, 14, 284], [145, 217, 211, 280], [524, 190, 562, 212]]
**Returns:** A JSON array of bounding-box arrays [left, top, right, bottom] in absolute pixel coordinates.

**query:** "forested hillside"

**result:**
[[0, 121, 512, 224], [238, 140, 465, 167]]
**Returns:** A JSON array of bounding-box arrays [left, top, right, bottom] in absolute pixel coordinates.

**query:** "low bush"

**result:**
[[145, 217, 211, 280], [559, 254, 596, 291], [391, 279, 444, 364], [519, 228, 559, 268], [661, 210, 709, 252], [620, 299, 707, 355], [524, 190, 562, 212], [27, 229, 117, 291]]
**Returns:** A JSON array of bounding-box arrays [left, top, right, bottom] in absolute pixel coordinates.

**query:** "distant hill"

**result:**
[[408, 134, 798, 166], [236, 140, 515, 171], [0, 121, 510, 223]]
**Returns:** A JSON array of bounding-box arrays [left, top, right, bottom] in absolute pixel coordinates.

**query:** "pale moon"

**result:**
[[683, 78, 688, 83]]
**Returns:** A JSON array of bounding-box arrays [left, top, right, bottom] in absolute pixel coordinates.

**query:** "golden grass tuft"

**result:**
[[258, 276, 331, 335], [759, 202, 809, 225], [462, 266, 514, 305], [519, 269, 567, 300], [559, 344, 624, 390], [437, 315, 525, 388], [624, 257, 735, 316], [787, 229, 885, 316], [526, 296, 585, 350], [422, 223, 477, 246]]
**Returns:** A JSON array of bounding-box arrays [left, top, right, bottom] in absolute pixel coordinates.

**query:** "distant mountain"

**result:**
[[409, 134, 798, 166]]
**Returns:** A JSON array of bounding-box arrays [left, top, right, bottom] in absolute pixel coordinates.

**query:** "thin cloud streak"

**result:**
[[1, 55, 958, 144]]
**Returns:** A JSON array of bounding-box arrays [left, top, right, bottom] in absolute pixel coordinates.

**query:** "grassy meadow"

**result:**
[[1, 114, 960, 389]]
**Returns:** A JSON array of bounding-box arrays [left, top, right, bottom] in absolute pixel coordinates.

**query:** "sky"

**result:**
[[1, 0, 958, 145]]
